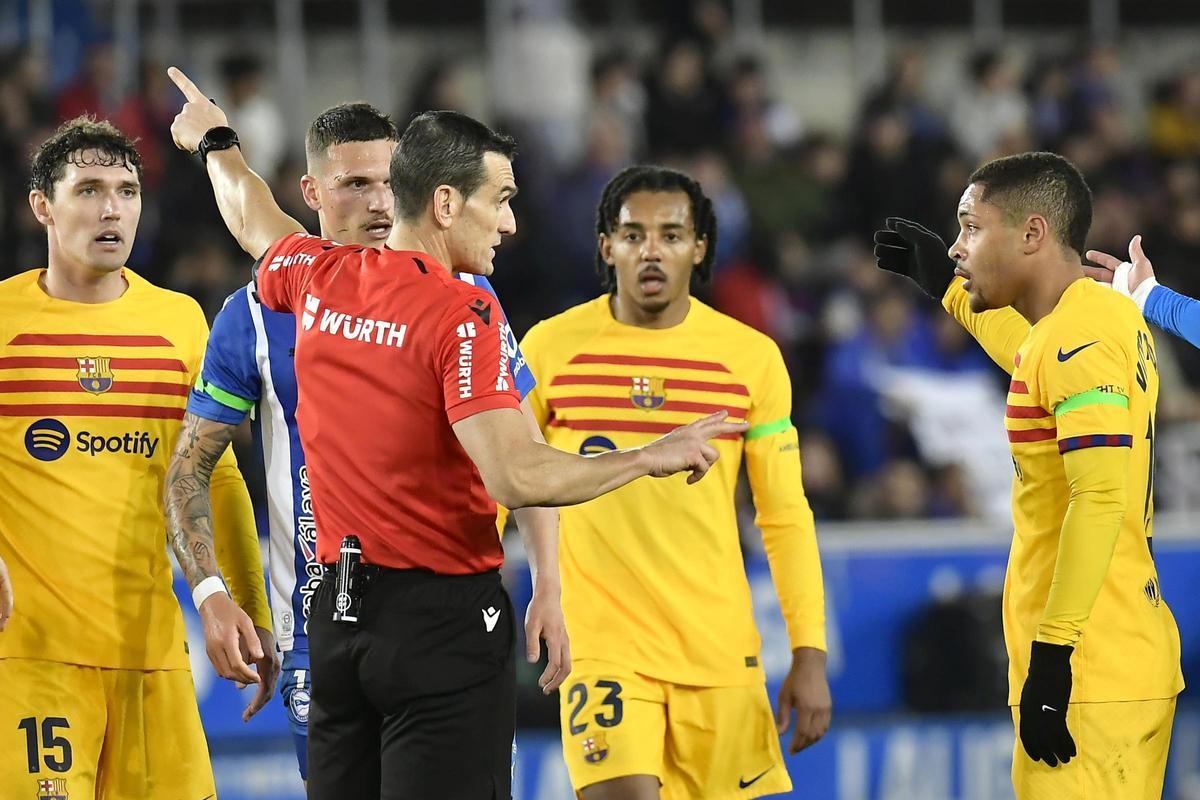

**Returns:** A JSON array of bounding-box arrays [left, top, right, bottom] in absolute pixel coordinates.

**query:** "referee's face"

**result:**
[[33, 151, 141, 275], [449, 151, 517, 276]]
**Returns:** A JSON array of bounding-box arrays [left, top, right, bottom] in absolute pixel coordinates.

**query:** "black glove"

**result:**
[[872, 216, 957, 299], [1018, 641, 1077, 767]]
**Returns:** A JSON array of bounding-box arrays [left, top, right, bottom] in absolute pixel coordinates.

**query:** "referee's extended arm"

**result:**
[[454, 408, 747, 509], [167, 66, 305, 259]]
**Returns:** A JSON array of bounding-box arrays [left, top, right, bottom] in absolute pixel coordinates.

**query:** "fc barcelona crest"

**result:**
[[76, 356, 113, 394], [36, 778, 68, 799], [629, 376, 666, 410], [582, 732, 609, 764]]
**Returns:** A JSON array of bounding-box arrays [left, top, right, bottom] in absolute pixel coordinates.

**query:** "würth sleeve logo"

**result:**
[[468, 299, 493, 326], [496, 323, 511, 392]]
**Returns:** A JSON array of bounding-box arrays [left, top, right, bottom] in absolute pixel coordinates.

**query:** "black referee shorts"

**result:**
[[307, 566, 516, 800]]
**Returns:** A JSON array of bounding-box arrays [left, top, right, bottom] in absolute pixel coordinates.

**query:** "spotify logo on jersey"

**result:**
[[25, 418, 71, 462]]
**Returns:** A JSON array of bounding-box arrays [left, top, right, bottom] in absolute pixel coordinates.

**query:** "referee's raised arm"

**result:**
[[167, 66, 305, 259]]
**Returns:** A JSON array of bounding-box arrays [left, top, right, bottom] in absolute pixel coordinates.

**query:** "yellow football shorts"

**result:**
[[1011, 697, 1176, 799], [560, 659, 791, 800], [0, 657, 215, 800]]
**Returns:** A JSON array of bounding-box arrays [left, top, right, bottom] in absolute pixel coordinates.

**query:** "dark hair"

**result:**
[[390, 110, 517, 221], [305, 102, 399, 163], [29, 116, 142, 198], [220, 53, 262, 84], [969, 151, 1092, 256], [594, 165, 718, 290]]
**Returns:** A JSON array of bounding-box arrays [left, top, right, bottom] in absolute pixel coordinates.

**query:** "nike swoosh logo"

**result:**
[[739, 767, 773, 789], [1041, 704, 1057, 713], [1057, 341, 1099, 362]]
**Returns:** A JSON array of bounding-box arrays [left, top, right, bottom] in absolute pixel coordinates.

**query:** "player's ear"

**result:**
[[693, 233, 708, 265], [431, 184, 459, 230], [299, 175, 322, 212], [1023, 214, 1048, 254], [28, 190, 53, 227], [598, 232, 614, 264]]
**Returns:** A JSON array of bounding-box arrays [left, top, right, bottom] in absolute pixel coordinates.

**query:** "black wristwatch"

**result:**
[[197, 126, 240, 163]]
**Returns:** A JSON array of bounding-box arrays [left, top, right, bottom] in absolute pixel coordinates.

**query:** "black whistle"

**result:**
[[332, 535, 363, 624]]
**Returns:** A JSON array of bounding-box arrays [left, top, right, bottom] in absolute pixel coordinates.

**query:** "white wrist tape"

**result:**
[[192, 576, 229, 610], [1111, 261, 1134, 298], [1130, 276, 1158, 314]]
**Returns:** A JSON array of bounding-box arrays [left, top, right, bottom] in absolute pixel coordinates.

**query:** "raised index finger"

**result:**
[[167, 66, 208, 103]]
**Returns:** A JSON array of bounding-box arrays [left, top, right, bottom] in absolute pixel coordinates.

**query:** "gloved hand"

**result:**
[[1018, 641, 1077, 767], [872, 216, 957, 300]]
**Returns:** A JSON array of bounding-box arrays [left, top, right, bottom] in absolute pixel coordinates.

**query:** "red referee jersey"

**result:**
[[256, 233, 520, 573]]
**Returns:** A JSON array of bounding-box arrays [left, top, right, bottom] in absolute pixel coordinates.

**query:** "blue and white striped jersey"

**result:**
[[187, 273, 535, 654]]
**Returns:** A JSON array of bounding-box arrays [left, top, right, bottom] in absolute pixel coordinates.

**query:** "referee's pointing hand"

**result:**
[[643, 411, 749, 485], [167, 66, 230, 154]]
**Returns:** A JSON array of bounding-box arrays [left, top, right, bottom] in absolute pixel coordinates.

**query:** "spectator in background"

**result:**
[[220, 53, 285, 178], [723, 55, 803, 150], [845, 105, 932, 238], [56, 41, 115, 121], [398, 60, 468, 124], [949, 51, 1028, 160], [589, 49, 646, 159], [861, 46, 946, 147], [644, 37, 724, 158], [1149, 68, 1200, 158]]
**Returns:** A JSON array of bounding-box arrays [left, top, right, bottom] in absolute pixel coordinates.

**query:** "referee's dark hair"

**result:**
[[391, 110, 517, 221], [969, 151, 1093, 256], [30, 116, 142, 199], [595, 165, 718, 291], [305, 102, 399, 164]]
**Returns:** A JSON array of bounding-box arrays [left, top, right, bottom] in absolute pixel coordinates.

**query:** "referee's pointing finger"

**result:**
[[167, 66, 208, 103]]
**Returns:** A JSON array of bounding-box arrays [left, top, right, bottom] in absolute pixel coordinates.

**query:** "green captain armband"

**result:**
[[196, 377, 255, 412], [1054, 388, 1129, 416], [745, 416, 792, 441]]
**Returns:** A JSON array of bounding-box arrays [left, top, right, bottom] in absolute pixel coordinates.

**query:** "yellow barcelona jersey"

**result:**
[[521, 296, 825, 687], [0, 268, 214, 670], [946, 278, 1182, 704]]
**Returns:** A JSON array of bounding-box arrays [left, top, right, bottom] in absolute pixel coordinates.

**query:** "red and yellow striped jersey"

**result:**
[[946, 278, 1182, 704], [1, 268, 215, 669], [522, 296, 825, 687]]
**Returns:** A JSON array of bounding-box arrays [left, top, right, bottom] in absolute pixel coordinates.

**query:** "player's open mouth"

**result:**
[[639, 274, 666, 295], [365, 221, 391, 239], [94, 232, 122, 249]]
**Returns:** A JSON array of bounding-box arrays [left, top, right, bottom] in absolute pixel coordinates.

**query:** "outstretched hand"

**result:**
[[1084, 235, 1157, 303], [167, 66, 230, 153], [642, 411, 748, 484]]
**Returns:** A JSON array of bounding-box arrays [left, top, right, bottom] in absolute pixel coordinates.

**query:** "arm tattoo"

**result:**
[[165, 412, 239, 589]]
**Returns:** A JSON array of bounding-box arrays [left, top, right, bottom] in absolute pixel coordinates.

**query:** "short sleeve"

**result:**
[[187, 286, 261, 425], [469, 275, 536, 399], [437, 289, 523, 424], [1038, 330, 1134, 455], [254, 231, 336, 313]]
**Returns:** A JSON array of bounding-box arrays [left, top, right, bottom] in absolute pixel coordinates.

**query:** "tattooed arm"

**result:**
[[166, 413, 279, 718]]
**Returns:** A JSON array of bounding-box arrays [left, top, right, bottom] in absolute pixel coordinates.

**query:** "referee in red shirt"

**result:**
[[168, 68, 745, 798]]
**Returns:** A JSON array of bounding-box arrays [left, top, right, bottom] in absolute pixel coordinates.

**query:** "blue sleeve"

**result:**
[[186, 286, 263, 425], [471, 275, 536, 400], [1144, 284, 1200, 351]]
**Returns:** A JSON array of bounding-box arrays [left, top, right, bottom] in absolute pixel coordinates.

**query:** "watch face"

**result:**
[[207, 127, 237, 147]]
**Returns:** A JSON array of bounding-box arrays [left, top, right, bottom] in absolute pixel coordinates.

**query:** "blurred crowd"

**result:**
[[4, 8, 1200, 523]]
